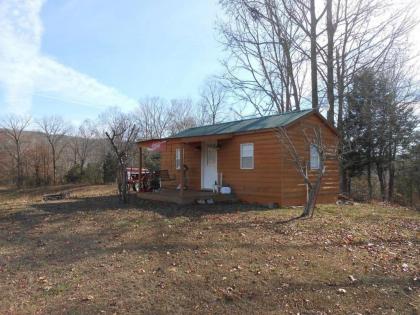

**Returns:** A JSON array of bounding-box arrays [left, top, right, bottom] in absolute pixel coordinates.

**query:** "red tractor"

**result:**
[[126, 167, 161, 192], [126, 167, 148, 192]]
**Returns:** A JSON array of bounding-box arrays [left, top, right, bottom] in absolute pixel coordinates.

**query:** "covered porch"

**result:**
[[137, 134, 235, 205]]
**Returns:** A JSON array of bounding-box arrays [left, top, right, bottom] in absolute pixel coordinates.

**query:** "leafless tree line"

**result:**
[[136, 80, 229, 139], [0, 115, 104, 187], [218, 0, 417, 124], [0, 84, 232, 189]]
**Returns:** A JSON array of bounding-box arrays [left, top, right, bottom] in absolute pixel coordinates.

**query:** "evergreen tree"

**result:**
[[343, 68, 418, 201], [395, 132, 420, 207], [102, 152, 118, 184]]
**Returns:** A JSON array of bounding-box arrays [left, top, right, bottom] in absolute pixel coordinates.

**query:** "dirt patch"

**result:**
[[0, 185, 419, 314]]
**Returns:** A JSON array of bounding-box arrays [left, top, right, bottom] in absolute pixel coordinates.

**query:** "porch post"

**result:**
[[139, 146, 143, 173], [139, 145, 143, 191], [180, 143, 184, 197]]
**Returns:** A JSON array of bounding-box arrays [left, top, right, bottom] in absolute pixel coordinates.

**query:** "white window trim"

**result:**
[[310, 144, 320, 170], [175, 148, 183, 170], [240, 143, 254, 170]]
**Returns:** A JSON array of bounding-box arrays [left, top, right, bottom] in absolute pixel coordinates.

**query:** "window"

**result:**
[[175, 148, 182, 170], [310, 144, 320, 170], [240, 143, 254, 169]]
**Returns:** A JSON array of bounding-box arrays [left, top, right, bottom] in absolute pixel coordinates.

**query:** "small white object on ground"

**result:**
[[220, 186, 231, 194]]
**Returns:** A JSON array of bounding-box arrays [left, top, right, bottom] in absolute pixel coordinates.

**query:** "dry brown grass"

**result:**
[[0, 185, 419, 314]]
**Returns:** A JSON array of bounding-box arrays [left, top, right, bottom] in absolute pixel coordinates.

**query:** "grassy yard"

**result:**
[[0, 185, 418, 314]]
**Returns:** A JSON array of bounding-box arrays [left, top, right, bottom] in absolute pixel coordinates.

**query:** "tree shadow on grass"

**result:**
[[23, 194, 273, 219], [0, 184, 90, 199]]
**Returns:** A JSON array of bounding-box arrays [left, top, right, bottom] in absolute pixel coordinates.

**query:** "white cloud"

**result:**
[[0, 0, 138, 115]]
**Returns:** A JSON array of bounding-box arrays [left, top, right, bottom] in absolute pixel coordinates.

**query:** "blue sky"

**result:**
[[1, 1, 419, 125], [0, 0, 224, 124]]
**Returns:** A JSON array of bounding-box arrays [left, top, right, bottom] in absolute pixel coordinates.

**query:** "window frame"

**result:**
[[175, 148, 182, 170], [310, 144, 320, 170], [240, 143, 254, 170]]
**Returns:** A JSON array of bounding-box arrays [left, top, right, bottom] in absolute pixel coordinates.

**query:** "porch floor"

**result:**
[[137, 189, 237, 205]]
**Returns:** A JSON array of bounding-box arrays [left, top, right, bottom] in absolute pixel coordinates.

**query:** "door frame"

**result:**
[[201, 141, 218, 190]]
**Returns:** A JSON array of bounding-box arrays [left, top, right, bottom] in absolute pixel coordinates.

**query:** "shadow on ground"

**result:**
[[23, 194, 273, 219]]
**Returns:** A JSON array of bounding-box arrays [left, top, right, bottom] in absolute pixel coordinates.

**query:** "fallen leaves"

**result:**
[[230, 265, 242, 272], [0, 186, 419, 315], [81, 295, 94, 302], [337, 288, 347, 294]]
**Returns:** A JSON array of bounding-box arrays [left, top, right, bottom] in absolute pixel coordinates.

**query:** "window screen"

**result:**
[[240, 143, 254, 169]]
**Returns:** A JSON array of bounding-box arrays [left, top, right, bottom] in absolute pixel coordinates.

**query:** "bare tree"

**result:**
[[25, 138, 51, 186], [36, 116, 70, 185], [329, 0, 417, 191], [219, 0, 416, 120], [70, 119, 97, 175], [325, 0, 336, 123], [281, 0, 327, 110], [0, 115, 31, 187], [219, 0, 307, 115], [199, 77, 227, 125], [101, 108, 140, 203], [331, 0, 416, 128], [169, 98, 198, 135], [136, 97, 172, 139], [276, 125, 337, 218]]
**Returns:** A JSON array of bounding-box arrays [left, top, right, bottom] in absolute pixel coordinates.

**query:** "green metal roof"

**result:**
[[171, 109, 314, 139]]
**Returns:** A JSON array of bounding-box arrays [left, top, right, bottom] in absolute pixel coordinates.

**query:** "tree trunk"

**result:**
[[326, 0, 335, 124], [117, 166, 123, 200], [336, 49, 344, 132], [43, 156, 46, 184], [35, 166, 41, 186], [284, 43, 300, 111], [367, 162, 373, 200], [122, 167, 128, 203], [117, 161, 128, 203], [388, 161, 395, 202], [310, 0, 319, 109], [387, 144, 397, 202], [376, 163, 386, 201], [16, 147, 22, 188], [347, 174, 352, 195], [80, 159, 85, 177], [339, 160, 348, 194], [285, 76, 291, 112], [304, 166, 325, 217], [52, 148, 56, 185]]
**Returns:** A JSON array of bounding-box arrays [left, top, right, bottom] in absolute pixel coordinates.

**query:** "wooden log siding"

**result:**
[[218, 132, 283, 204], [153, 112, 339, 206], [280, 115, 339, 205], [159, 141, 201, 190]]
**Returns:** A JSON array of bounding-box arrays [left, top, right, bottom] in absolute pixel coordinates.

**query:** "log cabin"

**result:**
[[137, 109, 339, 206]]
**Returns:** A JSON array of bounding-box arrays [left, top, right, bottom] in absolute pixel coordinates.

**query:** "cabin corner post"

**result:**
[[139, 146, 143, 181], [180, 142, 185, 197]]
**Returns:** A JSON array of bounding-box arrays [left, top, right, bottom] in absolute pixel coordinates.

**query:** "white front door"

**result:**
[[201, 141, 218, 190]]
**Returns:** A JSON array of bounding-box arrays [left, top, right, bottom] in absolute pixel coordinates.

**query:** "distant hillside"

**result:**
[[0, 129, 111, 185]]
